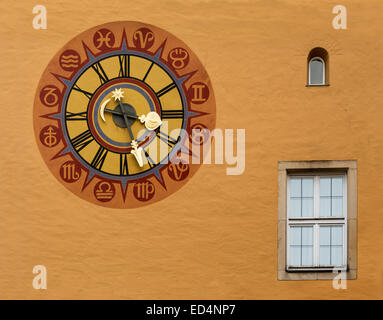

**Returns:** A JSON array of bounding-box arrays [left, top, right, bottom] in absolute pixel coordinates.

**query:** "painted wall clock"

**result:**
[[33, 21, 216, 208]]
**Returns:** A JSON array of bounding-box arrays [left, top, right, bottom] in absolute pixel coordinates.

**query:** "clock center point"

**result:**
[[112, 102, 137, 128]]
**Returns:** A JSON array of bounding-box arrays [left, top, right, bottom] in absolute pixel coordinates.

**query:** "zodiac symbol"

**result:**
[[188, 82, 209, 104], [168, 163, 189, 181], [39, 125, 61, 148], [189, 123, 210, 145], [133, 28, 155, 50], [168, 47, 189, 70], [94, 181, 115, 202], [40, 86, 61, 107], [93, 28, 115, 50], [59, 49, 80, 71], [133, 180, 155, 201], [60, 161, 81, 183]]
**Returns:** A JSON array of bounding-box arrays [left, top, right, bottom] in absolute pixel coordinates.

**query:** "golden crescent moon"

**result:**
[[100, 98, 111, 122]]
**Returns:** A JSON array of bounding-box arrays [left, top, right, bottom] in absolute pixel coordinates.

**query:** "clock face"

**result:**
[[34, 21, 216, 208]]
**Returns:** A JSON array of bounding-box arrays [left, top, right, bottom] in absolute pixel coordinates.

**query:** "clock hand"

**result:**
[[104, 94, 161, 131], [104, 108, 142, 122], [100, 88, 144, 167], [119, 101, 144, 167], [138, 112, 162, 131], [119, 103, 135, 141], [104, 108, 124, 116], [100, 96, 136, 121], [115, 97, 161, 131], [107, 88, 155, 167], [100, 88, 131, 121], [131, 141, 144, 167]]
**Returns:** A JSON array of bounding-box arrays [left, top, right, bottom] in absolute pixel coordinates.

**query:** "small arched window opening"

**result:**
[[307, 47, 329, 86]]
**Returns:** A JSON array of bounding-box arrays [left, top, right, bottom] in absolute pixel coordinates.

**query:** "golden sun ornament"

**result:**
[[111, 88, 124, 101]]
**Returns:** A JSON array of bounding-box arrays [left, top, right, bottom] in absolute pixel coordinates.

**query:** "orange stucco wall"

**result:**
[[0, 0, 382, 299]]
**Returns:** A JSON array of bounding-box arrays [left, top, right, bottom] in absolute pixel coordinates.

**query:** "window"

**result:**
[[308, 57, 325, 85], [287, 175, 347, 270], [278, 161, 357, 280], [307, 47, 329, 86]]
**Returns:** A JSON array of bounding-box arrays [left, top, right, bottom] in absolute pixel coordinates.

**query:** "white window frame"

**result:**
[[308, 56, 325, 85], [286, 173, 347, 271]]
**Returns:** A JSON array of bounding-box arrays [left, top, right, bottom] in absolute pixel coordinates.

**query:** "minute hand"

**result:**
[[119, 103, 135, 141], [118, 102, 144, 167], [104, 108, 138, 119]]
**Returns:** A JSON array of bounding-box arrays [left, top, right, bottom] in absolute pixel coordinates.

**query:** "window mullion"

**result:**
[[343, 223, 347, 267], [314, 224, 319, 266], [286, 224, 290, 267], [314, 176, 320, 218], [343, 173, 347, 267], [314, 177, 319, 267]]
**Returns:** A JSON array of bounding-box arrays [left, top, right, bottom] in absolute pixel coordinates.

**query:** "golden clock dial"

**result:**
[[34, 21, 216, 208]]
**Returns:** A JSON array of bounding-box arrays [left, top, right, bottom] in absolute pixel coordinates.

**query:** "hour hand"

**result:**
[[104, 108, 123, 116]]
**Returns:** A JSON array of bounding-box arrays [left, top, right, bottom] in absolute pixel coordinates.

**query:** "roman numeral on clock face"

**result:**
[[142, 62, 154, 82], [92, 62, 109, 84], [66, 111, 88, 121], [144, 150, 156, 168], [161, 110, 183, 119], [91, 146, 108, 170], [120, 153, 129, 175], [71, 130, 94, 152], [118, 55, 129, 78], [73, 84, 94, 100], [157, 131, 179, 147], [156, 83, 177, 97]]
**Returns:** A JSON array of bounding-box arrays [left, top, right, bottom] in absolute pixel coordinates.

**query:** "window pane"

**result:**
[[289, 226, 313, 267], [332, 246, 343, 266], [302, 246, 313, 266], [309, 58, 324, 85], [320, 197, 331, 217], [289, 178, 301, 217], [320, 226, 331, 245], [319, 226, 344, 266], [320, 178, 331, 196], [290, 225, 302, 265], [290, 247, 301, 266], [301, 225, 313, 265], [320, 177, 344, 217], [302, 178, 313, 197], [302, 226, 313, 245], [290, 227, 301, 245], [332, 197, 343, 217], [302, 198, 314, 217], [320, 226, 331, 265], [320, 246, 331, 265], [290, 198, 301, 217], [332, 226, 343, 245], [289, 178, 314, 218], [290, 178, 301, 197], [332, 177, 343, 197]]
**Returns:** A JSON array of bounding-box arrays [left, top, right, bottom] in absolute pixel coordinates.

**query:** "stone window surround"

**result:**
[[278, 160, 357, 280]]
